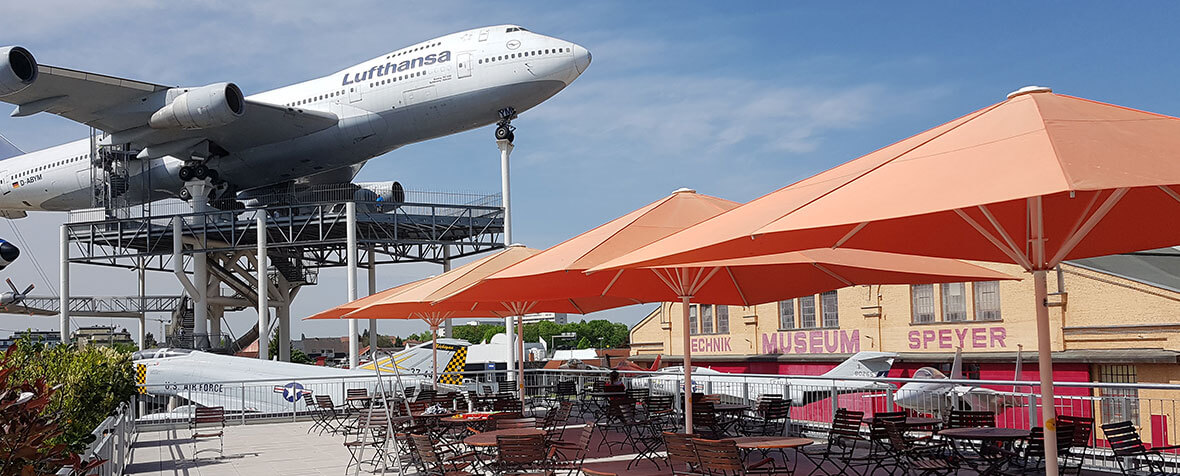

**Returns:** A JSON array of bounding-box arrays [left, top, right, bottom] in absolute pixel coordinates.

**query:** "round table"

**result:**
[[713, 403, 751, 413], [731, 436, 813, 449], [463, 428, 545, 448], [938, 427, 1029, 440], [863, 416, 942, 427]]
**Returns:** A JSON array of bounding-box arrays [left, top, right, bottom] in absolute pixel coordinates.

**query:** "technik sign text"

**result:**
[[760, 330, 860, 354]]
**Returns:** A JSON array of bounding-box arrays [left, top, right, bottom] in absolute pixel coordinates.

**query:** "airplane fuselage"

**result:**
[[0, 25, 590, 211]]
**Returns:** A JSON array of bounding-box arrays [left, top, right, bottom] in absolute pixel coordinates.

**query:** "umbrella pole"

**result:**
[[1034, 270, 1060, 476], [517, 314, 526, 410], [681, 295, 693, 433], [432, 324, 439, 390]]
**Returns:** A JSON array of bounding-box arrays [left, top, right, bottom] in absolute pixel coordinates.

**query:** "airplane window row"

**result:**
[[385, 42, 443, 60], [370, 70, 426, 88], [14, 154, 87, 179], [479, 47, 571, 65], [286, 90, 346, 107]]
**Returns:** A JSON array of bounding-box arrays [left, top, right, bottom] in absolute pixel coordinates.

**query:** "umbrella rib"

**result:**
[[1056, 192, 1103, 255], [1160, 185, 1180, 204], [600, 269, 624, 296], [812, 263, 853, 286], [1049, 188, 1128, 267], [651, 268, 683, 296], [833, 222, 869, 248], [566, 298, 585, 314], [954, 208, 1033, 269], [724, 267, 749, 307], [686, 267, 721, 296], [977, 204, 1029, 268]]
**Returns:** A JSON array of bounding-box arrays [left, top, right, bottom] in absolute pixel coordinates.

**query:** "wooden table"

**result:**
[[939, 428, 1029, 476], [462, 428, 545, 448], [731, 436, 813, 475], [713, 403, 750, 413], [862, 416, 942, 427]]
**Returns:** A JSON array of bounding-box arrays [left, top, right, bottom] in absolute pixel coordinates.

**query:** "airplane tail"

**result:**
[[0, 132, 22, 161], [648, 354, 662, 371], [1013, 344, 1024, 392], [950, 347, 963, 380], [821, 351, 899, 379], [358, 338, 469, 381]]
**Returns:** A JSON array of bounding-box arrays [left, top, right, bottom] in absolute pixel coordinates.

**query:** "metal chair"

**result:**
[[496, 417, 538, 429], [739, 397, 792, 437], [541, 400, 574, 443], [691, 401, 729, 439], [190, 406, 225, 460], [410, 433, 478, 476], [314, 394, 346, 434], [344, 410, 395, 471], [690, 437, 774, 476], [1008, 423, 1075, 475], [946, 409, 995, 429], [551, 422, 596, 473], [882, 421, 957, 476], [644, 394, 677, 430], [845, 410, 906, 475], [800, 408, 864, 476], [1101, 420, 1180, 476]]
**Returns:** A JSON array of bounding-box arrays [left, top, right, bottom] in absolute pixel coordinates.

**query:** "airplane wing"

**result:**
[[1, 62, 338, 154]]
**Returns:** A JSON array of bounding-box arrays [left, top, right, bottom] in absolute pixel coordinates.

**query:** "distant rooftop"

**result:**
[[1068, 247, 1180, 293]]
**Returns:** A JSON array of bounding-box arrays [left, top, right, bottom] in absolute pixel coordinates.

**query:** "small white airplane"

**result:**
[[629, 351, 899, 406], [133, 338, 469, 414], [893, 346, 1030, 415], [0, 25, 590, 216]]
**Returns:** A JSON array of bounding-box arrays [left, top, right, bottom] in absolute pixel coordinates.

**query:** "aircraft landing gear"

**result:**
[[495, 106, 517, 143], [178, 163, 220, 183]]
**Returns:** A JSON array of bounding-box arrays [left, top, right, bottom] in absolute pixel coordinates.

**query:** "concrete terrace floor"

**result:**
[[125, 419, 1126, 476]]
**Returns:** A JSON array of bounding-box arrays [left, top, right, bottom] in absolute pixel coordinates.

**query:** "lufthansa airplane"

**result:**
[[0, 25, 590, 217]]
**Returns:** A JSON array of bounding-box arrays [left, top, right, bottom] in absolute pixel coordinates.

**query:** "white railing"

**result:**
[[59, 400, 135, 476]]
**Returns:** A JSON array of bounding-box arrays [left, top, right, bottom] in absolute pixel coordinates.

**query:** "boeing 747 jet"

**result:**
[[0, 25, 590, 216]]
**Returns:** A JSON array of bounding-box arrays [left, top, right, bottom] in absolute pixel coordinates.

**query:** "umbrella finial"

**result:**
[[672, 187, 697, 194], [1007, 85, 1053, 99]]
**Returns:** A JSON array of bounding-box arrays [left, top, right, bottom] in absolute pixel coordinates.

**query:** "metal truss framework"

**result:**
[[11, 295, 185, 318]]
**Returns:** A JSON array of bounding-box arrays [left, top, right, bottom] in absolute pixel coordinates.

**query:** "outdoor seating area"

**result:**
[[123, 382, 1168, 476]]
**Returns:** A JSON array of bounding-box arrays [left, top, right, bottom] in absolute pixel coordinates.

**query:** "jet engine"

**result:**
[[353, 181, 406, 205], [0, 46, 37, 96], [0, 239, 19, 271], [149, 82, 244, 130]]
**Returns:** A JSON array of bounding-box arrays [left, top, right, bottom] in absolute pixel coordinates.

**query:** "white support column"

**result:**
[[368, 245, 377, 349], [207, 277, 222, 341], [347, 201, 359, 369], [59, 225, 69, 344], [256, 214, 269, 361], [442, 246, 452, 338], [188, 180, 211, 349], [505, 315, 515, 380], [278, 303, 291, 362], [138, 260, 146, 349], [497, 139, 514, 244]]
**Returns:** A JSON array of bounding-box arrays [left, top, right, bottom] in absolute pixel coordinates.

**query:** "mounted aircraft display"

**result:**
[[132, 338, 469, 414], [0, 25, 590, 215], [628, 351, 899, 406], [892, 347, 1030, 414]]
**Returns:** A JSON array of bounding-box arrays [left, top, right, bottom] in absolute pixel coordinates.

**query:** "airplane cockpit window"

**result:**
[[912, 367, 946, 380], [505, 27, 527, 33]]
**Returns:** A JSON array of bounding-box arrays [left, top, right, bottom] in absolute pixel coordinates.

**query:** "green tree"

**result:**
[[144, 332, 158, 348], [6, 338, 136, 452], [268, 333, 312, 364]]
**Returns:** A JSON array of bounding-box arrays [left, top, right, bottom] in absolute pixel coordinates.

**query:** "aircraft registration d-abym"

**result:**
[[628, 351, 899, 406], [132, 338, 469, 414], [0, 25, 590, 216]]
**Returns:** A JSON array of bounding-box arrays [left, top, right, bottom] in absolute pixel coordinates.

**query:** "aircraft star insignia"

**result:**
[[273, 382, 311, 402]]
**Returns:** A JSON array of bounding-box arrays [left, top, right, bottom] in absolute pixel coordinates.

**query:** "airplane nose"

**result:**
[[572, 44, 591, 74]]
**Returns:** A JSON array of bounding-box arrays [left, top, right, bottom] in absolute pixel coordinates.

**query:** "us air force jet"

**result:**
[[133, 339, 469, 415], [629, 351, 899, 406], [0, 25, 590, 216]]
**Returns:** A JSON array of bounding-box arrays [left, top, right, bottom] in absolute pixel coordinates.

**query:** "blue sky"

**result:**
[[2, 2, 1179, 341]]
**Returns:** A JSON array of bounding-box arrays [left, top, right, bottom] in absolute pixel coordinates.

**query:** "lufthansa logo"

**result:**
[[506, 40, 521, 50]]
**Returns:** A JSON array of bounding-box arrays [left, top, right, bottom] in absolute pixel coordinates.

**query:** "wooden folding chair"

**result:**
[[190, 406, 225, 459]]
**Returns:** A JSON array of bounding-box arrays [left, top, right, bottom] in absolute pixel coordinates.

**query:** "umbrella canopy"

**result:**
[[591, 87, 1180, 476], [438, 190, 1012, 434], [303, 279, 425, 321]]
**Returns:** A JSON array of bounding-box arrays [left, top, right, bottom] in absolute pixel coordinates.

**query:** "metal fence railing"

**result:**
[[116, 367, 1180, 474], [59, 400, 135, 476]]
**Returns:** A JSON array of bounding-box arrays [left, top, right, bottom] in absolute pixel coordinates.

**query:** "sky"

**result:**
[[3, 2, 1180, 342]]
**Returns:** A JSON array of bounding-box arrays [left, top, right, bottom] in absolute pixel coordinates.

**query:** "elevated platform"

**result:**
[[64, 188, 505, 270], [2, 295, 184, 317]]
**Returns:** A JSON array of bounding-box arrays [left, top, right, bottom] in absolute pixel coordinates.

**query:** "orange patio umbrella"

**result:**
[[303, 279, 426, 320], [438, 190, 1012, 433], [593, 87, 1180, 474], [340, 245, 644, 400]]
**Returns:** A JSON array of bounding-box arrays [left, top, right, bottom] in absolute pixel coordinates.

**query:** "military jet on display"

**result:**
[[133, 338, 469, 414], [0, 25, 590, 215], [629, 351, 899, 406], [893, 347, 1030, 415]]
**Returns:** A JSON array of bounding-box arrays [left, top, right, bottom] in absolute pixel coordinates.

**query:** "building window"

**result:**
[[716, 306, 729, 334], [974, 281, 1002, 321], [778, 300, 795, 330], [799, 295, 817, 329], [941, 283, 967, 322], [1096, 364, 1139, 425], [912, 284, 935, 324], [821, 291, 839, 328], [688, 304, 698, 335], [701, 305, 714, 334]]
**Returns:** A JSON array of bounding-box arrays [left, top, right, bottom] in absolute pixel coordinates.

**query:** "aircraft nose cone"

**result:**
[[573, 44, 591, 74]]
